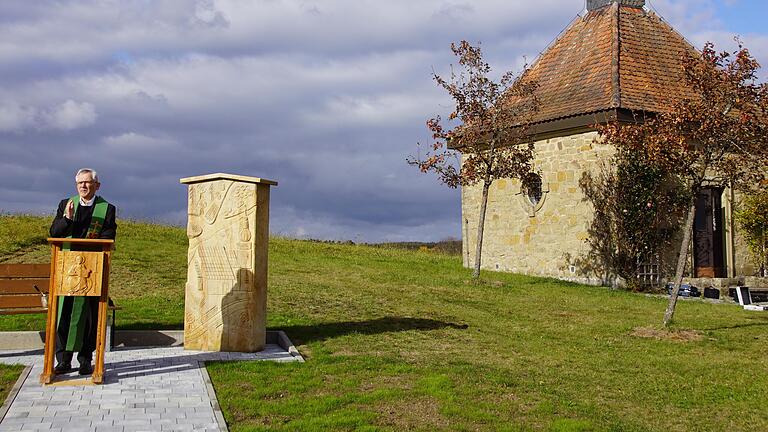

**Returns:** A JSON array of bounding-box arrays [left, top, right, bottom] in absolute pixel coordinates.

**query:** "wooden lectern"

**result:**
[[40, 238, 114, 385]]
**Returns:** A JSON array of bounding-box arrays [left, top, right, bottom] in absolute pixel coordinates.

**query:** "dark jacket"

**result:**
[[50, 197, 117, 239]]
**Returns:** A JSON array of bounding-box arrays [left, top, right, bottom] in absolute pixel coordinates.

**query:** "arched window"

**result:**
[[523, 173, 543, 206]]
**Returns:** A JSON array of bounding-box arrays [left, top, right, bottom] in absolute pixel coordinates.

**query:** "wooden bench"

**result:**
[[0, 263, 120, 348]]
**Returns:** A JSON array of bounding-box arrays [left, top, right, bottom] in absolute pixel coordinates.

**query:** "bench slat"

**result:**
[[0, 263, 120, 320], [0, 278, 50, 294], [0, 264, 50, 278], [0, 307, 47, 315], [0, 294, 45, 309]]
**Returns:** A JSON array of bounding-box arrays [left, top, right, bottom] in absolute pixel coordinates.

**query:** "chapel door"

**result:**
[[693, 187, 725, 278]]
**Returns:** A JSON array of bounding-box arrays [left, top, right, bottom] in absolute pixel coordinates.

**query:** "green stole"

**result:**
[[57, 196, 109, 352]]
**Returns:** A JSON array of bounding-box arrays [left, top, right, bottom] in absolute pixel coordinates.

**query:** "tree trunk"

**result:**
[[662, 200, 697, 327], [472, 180, 492, 279], [762, 228, 766, 278]]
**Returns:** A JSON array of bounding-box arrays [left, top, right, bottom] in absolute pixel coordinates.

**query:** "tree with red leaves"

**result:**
[[598, 41, 768, 326], [409, 41, 538, 278]]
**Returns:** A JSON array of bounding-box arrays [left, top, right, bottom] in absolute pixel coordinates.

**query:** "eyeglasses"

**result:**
[[76, 181, 96, 185]]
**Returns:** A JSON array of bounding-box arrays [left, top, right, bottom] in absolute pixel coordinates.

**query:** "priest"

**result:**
[[49, 168, 117, 376]]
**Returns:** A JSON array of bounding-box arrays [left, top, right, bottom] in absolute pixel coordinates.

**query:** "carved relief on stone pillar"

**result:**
[[180, 173, 276, 353], [187, 186, 203, 239]]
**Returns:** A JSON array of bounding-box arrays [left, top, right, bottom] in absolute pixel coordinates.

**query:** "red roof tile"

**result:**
[[517, 2, 697, 125]]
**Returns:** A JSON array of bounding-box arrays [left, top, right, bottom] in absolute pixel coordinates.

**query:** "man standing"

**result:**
[[49, 168, 116, 375]]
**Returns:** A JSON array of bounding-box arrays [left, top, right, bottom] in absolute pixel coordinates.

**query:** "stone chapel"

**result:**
[[460, 0, 754, 284]]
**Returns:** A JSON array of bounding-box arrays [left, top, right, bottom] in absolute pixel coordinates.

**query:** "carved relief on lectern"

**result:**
[[40, 239, 113, 385], [55, 251, 104, 297]]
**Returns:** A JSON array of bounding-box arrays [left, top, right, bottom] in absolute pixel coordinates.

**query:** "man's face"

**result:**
[[75, 172, 100, 200]]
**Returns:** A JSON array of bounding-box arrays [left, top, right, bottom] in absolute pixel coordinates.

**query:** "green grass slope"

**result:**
[[1, 215, 767, 431]]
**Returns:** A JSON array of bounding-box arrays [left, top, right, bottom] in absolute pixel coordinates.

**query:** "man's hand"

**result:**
[[64, 199, 74, 220]]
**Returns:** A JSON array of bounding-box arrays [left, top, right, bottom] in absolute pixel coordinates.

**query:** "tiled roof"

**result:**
[[618, 7, 697, 113], [517, 2, 697, 125]]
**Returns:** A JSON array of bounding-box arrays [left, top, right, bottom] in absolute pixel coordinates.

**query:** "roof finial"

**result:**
[[587, 0, 645, 12]]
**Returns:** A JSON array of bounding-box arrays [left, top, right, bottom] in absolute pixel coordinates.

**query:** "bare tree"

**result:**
[[409, 41, 539, 278]]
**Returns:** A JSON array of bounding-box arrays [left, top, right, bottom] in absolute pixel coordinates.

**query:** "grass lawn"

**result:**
[[2, 215, 767, 431], [0, 364, 23, 407]]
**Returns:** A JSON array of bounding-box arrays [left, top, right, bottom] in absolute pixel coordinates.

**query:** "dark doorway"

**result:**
[[693, 187, 725, 277]]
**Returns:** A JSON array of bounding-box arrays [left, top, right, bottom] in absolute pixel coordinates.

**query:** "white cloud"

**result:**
[[104, 132, 178, 151], [302, 91, 444, 130], [0, 100, 95, 132], [0, 0, 573, 67], [42, 100, 97, 131]]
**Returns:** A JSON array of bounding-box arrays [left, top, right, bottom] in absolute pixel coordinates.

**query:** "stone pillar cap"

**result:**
[[180, 172, 278, 186]]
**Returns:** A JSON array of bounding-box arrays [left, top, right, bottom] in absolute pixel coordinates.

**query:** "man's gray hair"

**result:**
[[75, 168, 99, 183]]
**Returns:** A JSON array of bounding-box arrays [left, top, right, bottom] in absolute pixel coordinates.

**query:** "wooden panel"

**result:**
[[48, 238, 114, 247], [0, 264, 50, 278], [0, 307, 47, 315], [56, 251, 103, 297], [0, 294, 45, 309], [0, 279, 50, 294], [695, 266, 716, 278], [693, 188, 725, 278]]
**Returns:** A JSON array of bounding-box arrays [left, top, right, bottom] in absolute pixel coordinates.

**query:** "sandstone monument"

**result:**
[[180, 173, 277, 352]]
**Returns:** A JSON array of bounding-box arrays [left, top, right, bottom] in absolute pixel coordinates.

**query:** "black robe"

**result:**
[[49, 197, 116, 364]]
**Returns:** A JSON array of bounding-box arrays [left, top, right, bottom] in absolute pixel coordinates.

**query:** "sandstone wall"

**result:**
[[461, 130, 757, 283], [461, 130, 614, 284], [730, 189, 759, 276]]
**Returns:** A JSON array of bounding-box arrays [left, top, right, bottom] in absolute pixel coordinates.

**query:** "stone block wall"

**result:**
[[730, 189, 759, 276], [461, 130, 757, 283], [461, 130, 614, 284]]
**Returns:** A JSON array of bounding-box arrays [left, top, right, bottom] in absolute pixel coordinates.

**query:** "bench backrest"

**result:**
[[0, 263, 50, 309]]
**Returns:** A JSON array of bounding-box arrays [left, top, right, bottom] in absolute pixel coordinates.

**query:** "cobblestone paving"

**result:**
[[0, 345, 299, 431]]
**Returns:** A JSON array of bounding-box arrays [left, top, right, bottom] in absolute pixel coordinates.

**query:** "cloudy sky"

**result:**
[[1, 0, 766, 242]]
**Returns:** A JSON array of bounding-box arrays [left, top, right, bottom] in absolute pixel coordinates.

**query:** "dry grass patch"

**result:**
[[358, 374, 414, 392], [373, 396, 450, 430], [630, 326, 703, 342]]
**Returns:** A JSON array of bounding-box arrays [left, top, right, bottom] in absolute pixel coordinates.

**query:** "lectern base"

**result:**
[[39, 374, 100, 386]]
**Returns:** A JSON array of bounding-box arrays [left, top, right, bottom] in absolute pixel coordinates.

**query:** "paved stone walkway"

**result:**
[[0, 345, 300, 431]]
